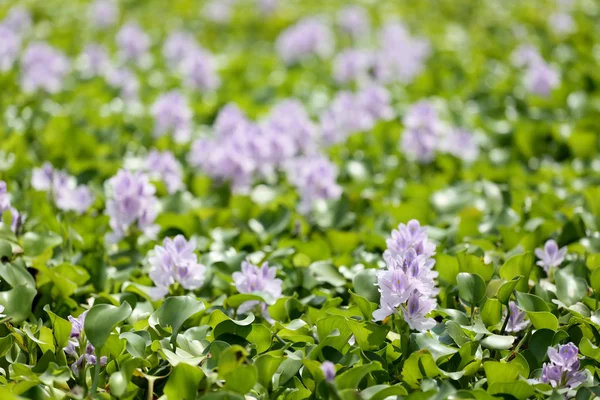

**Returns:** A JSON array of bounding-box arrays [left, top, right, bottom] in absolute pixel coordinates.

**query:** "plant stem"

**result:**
[[90, 353, 101, 394]]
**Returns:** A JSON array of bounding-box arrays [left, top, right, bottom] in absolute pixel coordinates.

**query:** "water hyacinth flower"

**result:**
[[182, 48, 220, 91], [105, 169, 159, 243], [233, 260, 282, 315], [321, 361, 336, 382], [400, 101, 444, 163], [535, 239, 567, 273], [276, 17, 335, 65], [511, 44, 542, 68], [540, 343, 586, 389], [163, 31, 197, 69], [357, 85, 395, 122], [151, 91, 193, 143], [116, 23, 150, 62], [337, 5, 370, 38], [105, 66, 140, 102], [439, 128, 479, 162], [31, 163, 94, 214], [524, 61, 560, 97], [0, 180, 23, 233], [505, 301, 530, 333], [64, 311, 107, 375], [148, 235, 206, 299], [332, 49, 372, 84], [0, 24, 20, 72], [3, 6, 32, 35], [21, 43, 70, 94], [89, 0, 119, 29], [145, 150, 184, 194], [286, 155, 343, 214], [385, 219, 437, 260], [78, 44, 110, 78], [549, 12, 576, 36], [203, 0, 234, 24], [262, 99, 317, 156], [0, 305, 5, 318]]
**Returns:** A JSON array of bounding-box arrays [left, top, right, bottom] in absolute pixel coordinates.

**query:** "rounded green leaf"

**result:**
[[457, 273, 486, 306], [149, 296, 205, 339], [84, 302, 132, 349]]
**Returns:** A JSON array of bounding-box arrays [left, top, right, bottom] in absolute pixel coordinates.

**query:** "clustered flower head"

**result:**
[[320, 86, 394, 145], [540, 343, 586, 389], [31, 163, 94, 214], [64, 311, 107, 375], [286, 155, 343, 214], [3, 6, 32, 35], [148, 235, 206, 299], [116, 22, 150, 62], [105, 169, 159, 244], [145, 150, 184, 194], [89, 0, 119, 29], [78, 44, 110, 79], [505, 301, 530, 333], [400, 100, 478, 163], [105, 66, 140, 102], [374, 220, 439, 331], [511, 45, 560, 97], [276, 17, 335, 65], [535, 239, 567, 273], [233, 260, 282, 316], [20, 42, 70, 94], [0, 23, 20, 72], [337, 5, 370, 38], [0, 180, 22, 233], [151, 91, 193, 143], [332, 49, 372, 84]]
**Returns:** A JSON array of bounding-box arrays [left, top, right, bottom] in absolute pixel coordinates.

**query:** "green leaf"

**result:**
[[255, 352, 283, 389], [435, 254, 459, 285], [0, 285, 37, 323], [164, 363, 204, 400], [43, 305, 72, 349], [225, 365, 258, 394], [555, 269, 587, 306], [309, 261, 346, 287], [515, 291, 550, 312], [487, 382, 535, 400], [500, 253, 534, 293], [84, 302, 132, 349], [457, 273, 486, 306], [480, 335, 515, 350], [497, 276, 522, 305], [457, 252, 493, 281], [352, 269, 379, 303], [21, 232, 63, 257], [149, 296, 205, 343], [481, 298, 503, 326], [335, 362, 383, 390]]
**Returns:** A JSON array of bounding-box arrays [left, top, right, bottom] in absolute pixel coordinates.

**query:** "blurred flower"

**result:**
[[105, 66, 139, 101], [511, 44, 542, 68], [276, 17, 334, 65], [0, 305, 5, 318], [332, 49, 372, 84], [213, 103, 246, 137], [262, 99, 317, 157], [320, 90, 377, 145], [0, 181, 11, 214], [182, 48, 220, 91], [64, 311, 107, 375], [337, 5, 370, 38], [0, 180, 23, 233], [0, 24, 20, 72], [385, 220, 436, 260], [31, 163, 94, 214], [116, 23, 150, 62], [79, 44, 110, 78], [400, 101, 443, 163], [203, 0, 234, 23], [505, 301, 529, 333], [3, 6, 32, 35], [439, 128, 479, 162], [21, 42, 70, 93], [535, 239, 566, 272], [163, 31, 197, 69], [321, 361, 336, 382], [258, 0, 278, 15], [233, 260, 282, 315], [105, 169, 159, 243], [540, 343, 586, 389], [149, 235, 206, 298], [357, 85, 395, 122], [151, 91, 193, 143], [524, 61, 560, 97], [286, 154, 342, 214], [90, 0, 119, 29], [145, 150, 184, 194], [549, 12, 576, 36]]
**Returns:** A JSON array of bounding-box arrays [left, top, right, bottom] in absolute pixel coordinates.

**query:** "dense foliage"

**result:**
[[0, 0, 600, 399]]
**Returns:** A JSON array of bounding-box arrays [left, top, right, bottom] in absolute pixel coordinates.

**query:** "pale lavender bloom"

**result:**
[[401, 101, 443, 163], [65, 311, 107, 375], [357, 85, 395, 122], [535, 239, 567, 272], [21, 43, 70, 93], [105, 169, 159, 243], [258, 0, 278, 15], [148, 235, 206, 297], [105, 66, 139, 101], [402, 293, 437, 331], [90, 0, 119, 29], [276, 18, 334, 65], [232, 260, 282, 314], [0, 24, 20, 72], [372, 268, 413, 321], [385, 219, 436, 259], [163, 31, 197, 68], [0, 181, 11, 213], [511, 44, 542, 68], [68, 311, 87, 339], [439, 128, 479, 162], [151, 91, 193, 143], [337, 5, 370, 38], [203, 0, 234, 23], [541, 343, 586, 389], [549, 12, 576, 36], [333, 49, 372, 84], [116, 23, 150, 62], [320, 91, 374, 144], [214, 103, 247, 138], [0, 305, 5, 318], [31, 162, 54, 191], [263, 100, 317, 156], [182, 48, 220, 91], [524, 61, 560, 97], [79, 44, 110, 78], [3, 6, 32, 35], [505, 301, 530, 333], [145, 150, 184, 194], [321, 361, 336, 382], [31, 164, 94, 214], [286, 155, 342, 214]]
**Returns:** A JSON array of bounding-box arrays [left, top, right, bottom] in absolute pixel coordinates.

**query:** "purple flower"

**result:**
[[505, 301, 529, 333], [511, 44, 542, 68], [68, 311, 87, 339], [524, 61, 560, 97], [163, 31, 197, 69], [145, 150, 184, 194], [233, 260, 282, 315], [21, 42, 70, 93], [549, 12, 576, 36], [148, 235, 206, 298], [286, 155, 342, 214], [439, 128, 479, 162], [3, 6, 32, 35], [116, 23, 150, 62], [151, 91, 193, 143], [385, 220, 436, 260], [320, 91, 374, 145], [258, 0, 278, 15], [262, 100, 317, 157], [357, 85, 395, 122], [31, 164, 94, 214], [402, 293, 437, 331], [213, 103, 247, 138], [89, 0, 119, 29], [78, 44, 110, 78], [64, 310, 107, 375], [333, 49, 372, 84], [31, 162, 54, 191], [400, 101, 443, 163], [105, 67, 140, 101], [105, 169, 159, 243], [540, 343, 586, 389], [0, 24, 20, 72], [276, 18, 334, 65], [0, 181, 22, 233], [535, 239, 567, 273], [203, 0, 234, 23], [337, 5, 370, 38], [182, 48, 220, 91], [321, 361, 336, 382]]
